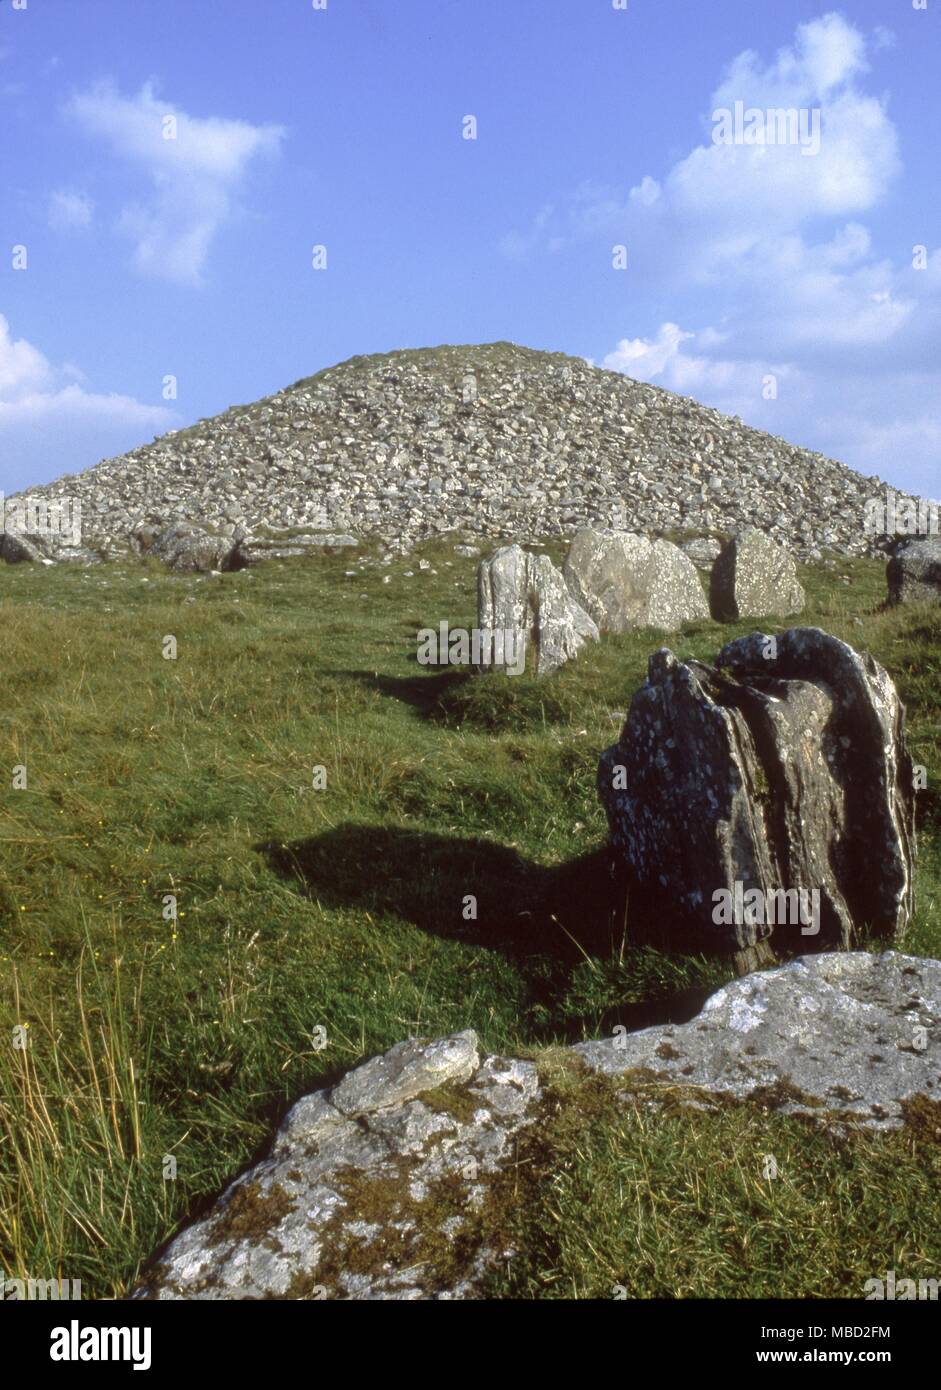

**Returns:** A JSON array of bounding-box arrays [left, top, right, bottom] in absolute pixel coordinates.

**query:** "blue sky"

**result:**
[[1, 0, 938, 496]]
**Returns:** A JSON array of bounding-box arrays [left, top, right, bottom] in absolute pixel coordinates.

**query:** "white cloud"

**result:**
[[0, 316, 55, 398], [661, 13, 899, 259], [604, 323, 694, 378], [0, 314, 176, 492], [561, 13, 940, 494], [48, 189, 94, 231], [603, 323, 793, 414], [500, 204, 558, 261], [64, 80, 285, 284]]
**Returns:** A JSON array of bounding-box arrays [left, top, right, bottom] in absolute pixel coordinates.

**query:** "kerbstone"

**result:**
[[710, 528, 805, 621], [563, 528, 708, 632]]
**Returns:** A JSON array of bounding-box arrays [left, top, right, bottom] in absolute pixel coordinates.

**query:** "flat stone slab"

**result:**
[[577, 951, 941, 1128]]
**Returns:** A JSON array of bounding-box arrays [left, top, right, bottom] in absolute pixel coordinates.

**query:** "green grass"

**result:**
[[0, 543, 938, 1296], [482, 1060, 941, 1299]]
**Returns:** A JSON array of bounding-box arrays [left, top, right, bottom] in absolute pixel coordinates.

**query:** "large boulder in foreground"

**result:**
[[710, 527, 805, 621], [887, 536, 941, 605], [598, 628, 916, 964], [134, 951, 941, 1298], [563, 528, 708, 632], [477, 544, 598, 676], [577, 950, 940, 1127], [135, 1029, 542, 1300]]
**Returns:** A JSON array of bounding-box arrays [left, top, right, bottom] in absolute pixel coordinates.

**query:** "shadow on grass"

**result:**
[[261, 824, 614, 957], [258, 824, 715, 1035], [328, 666, 586, 731], [328, 667, 466, 715]]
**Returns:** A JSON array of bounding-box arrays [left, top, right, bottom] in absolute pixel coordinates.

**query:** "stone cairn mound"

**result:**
[[5, 342, 915, 562]]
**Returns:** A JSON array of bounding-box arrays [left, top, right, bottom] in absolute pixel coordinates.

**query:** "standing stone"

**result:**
[[887, 536, 941, 605], [0, 532, 55, 565], [477, 544, 598, 676], [679, 536, 722, 571], [710, 528, 805, 621], [563, 529, 708, 632], [598, 627, 916, 965], [149, 523, 244, 573]]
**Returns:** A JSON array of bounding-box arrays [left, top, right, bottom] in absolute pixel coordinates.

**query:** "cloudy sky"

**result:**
[[1, 0, 938, 496]]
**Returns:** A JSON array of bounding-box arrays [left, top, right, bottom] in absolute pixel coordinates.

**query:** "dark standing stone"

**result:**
[[887, 536, 941, 604], [598, 627, 916, 964]]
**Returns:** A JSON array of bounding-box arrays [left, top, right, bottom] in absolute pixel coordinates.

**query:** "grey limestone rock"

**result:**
[[710, 527, 805, 621], [135, 952, 941, 1299], [563, 528, 708, 632], [887, 536, 941, 605], [477, 543, 598, 676], [577, 950, 941, 1129]]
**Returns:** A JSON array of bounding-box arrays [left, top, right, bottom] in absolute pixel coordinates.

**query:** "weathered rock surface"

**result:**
[[4, 344, 916, 562], [234, 532, 359, 562], [147, 523, 246, 574], [578, 951, 941, 1129], [135, 1031, 542, 1300], [0, 531, 56, 565], [598, 627, 916, 956], [135, 952, 941, 1299], [477, 543, 598, 675], [710, 527, 805, 621], [331, 1031, 479, 1116], [562, 528, 708, 632], [680, 535, 722, 571], [887, 536, 941, 605]]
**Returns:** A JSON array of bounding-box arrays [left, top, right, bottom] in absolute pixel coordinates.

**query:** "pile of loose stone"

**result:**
[[4, 342, 913, 562]]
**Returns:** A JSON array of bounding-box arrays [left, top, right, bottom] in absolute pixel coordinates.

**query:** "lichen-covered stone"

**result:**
[[148, 523, 245, 573], [477, 543, 598, 676], [710, 527, 805, 621], [887, 536, 941, 605], [135, 952, 941, 1299], [578, 951, 941, 1129], [598, 627, 915, 954], [133, 1030, 541, 1301], [331, 1030, 479, 1116], [562, 528, 708, 632], [680, 536, 722, 571]]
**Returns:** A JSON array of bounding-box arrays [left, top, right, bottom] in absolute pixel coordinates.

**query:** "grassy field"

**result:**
[[0, 541, 939, 1297]]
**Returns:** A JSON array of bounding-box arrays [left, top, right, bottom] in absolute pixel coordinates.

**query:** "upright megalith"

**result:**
[[477, 544, 598, 676], [887, 536, 941, 605], [709, 528, 805, 621], [147, 523, 246, 573], [598, 627, 916, 969], [562, 529, 708, 633]]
